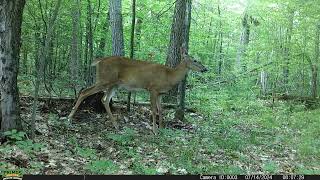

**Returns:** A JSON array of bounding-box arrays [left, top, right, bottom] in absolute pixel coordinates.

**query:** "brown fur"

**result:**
[[68, 55, 207, 134]]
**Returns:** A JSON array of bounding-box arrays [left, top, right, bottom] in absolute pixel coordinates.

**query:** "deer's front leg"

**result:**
[[150, 91, 158, 134], [156, 95, 163, 128]]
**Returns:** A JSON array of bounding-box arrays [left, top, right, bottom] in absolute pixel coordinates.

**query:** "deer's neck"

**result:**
[[171, 61, 189, 84]]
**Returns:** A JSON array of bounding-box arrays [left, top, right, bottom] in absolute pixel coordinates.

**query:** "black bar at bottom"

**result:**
[[21, 175, 319, 180]]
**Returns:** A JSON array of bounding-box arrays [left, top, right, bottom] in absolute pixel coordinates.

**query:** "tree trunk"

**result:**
[[217, 4, 223, 75], [78, 4, 84, 84], [30, 0, 61, 138], [0, 0, 25, 132], [44, 36, 55, 94], [22, 46, 28, 74], [282, 10, 294, 94], [260, 70, 268, 96], [235, 12, 250, 72], [70, 0, 81, 96], [131, 17, 143, 105], [311, 65, 318, 98], [311, 22, 320, 98], [109, 0, 125, 56], [127, 0, 136, 112], [135, 18, 143, 52], [109, 0, 125, 108], [0, 96, 2, 124], [84, 19, 89, 84], [174, 0, 192, 121], [86, 0, 94, 85], [301, 29, 307, 96], [97, 12, 110, 58], [164, 0, 187, 104]]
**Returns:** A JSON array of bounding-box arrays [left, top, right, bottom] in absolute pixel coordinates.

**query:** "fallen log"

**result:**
[[20, 94, 197, 113], [259, 94, 319, 109]]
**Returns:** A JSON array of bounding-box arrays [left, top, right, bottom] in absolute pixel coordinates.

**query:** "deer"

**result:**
[[68, 47, 208, 134]]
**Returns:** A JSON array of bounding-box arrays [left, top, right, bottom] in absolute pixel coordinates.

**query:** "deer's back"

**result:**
[[95, 56, 174, 92]]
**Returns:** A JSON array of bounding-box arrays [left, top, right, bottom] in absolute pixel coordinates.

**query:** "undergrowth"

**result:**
[[1, 80, 319, 174]]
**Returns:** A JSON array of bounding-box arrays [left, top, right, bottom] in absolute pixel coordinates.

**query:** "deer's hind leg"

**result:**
[[150, 91, 160, 134], [156, 95, 163, 128], [101, 86, 118, 130], [68, 84, 107, 119]]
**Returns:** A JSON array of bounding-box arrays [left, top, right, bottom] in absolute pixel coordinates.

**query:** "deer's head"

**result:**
[[180, 46, 208, 73]]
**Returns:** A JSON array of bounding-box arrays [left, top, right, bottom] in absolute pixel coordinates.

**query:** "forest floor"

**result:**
[[0, 94, 320, 175]]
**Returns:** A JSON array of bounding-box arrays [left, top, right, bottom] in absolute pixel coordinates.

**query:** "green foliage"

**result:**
[[262, 161, 279, 174], [68, 136, 78, 146], [76, 147, 97, 159], [4, 129, 26, 141], [296, 165, 320, 174], [29, 161, 44, 172], [142, 167, 158, 175], [67, 136, 98, 159], [292, 110, 320, 160], [121, 147, 158, 174], [1, 129, 44, 157], [106, 127, 136, 145], [222, 166, 245, 174], [15, 140, 45, 153], [131, 161, 157, 175], [85, 159, 119, 174], [1, 130, 45, 154]]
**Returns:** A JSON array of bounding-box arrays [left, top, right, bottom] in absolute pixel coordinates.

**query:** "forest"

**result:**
[[0, 0, 319, 175]]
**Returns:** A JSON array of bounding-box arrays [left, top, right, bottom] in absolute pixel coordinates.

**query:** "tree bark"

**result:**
[[97, 12, 110, 58], [260, 51, 273, 96], [282, 10, 294, 93], [175, 0, 192, 121], [0, 0, 25, 132], [311, 65, 318, 98], [86, 0, 94, 85], [22, 46, 28, 74], [135, 18, 143, 52], [217, 4, 223, 75], [78, 4, 84, 84], [70, 0, 81, 96], [131, 17, 143, 106], [109, 0, 125, 108], [30, 0, 62, 138], [127, 0, 136, 112], [109, 0, 125, 56], [311, 22, 320, 98], [164, 0, 187, 103], [0, 96, 2, 123], [260, 70, 268, 95], [235, 12, 250, 73]]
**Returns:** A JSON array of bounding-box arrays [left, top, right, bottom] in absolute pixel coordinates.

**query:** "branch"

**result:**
[[20, 96, 197, 113], [211, 61, 273, 85], [155, 0, 178, 19], [38, 0, 48, 33]]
